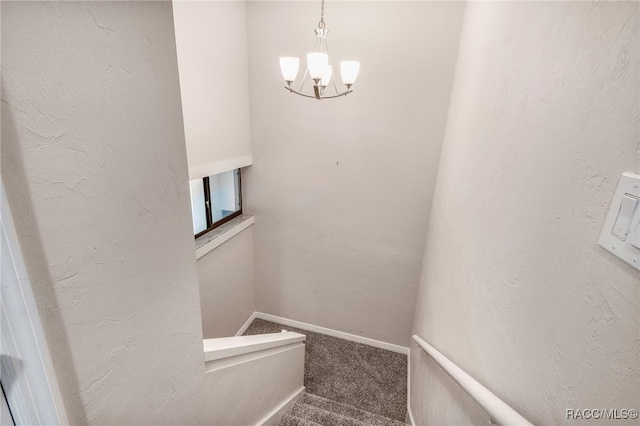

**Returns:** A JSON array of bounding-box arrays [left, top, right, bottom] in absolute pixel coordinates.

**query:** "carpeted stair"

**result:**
[[244, 319, 409, 425], [280, 393, 407, 426], [244, 319, 408, 422]]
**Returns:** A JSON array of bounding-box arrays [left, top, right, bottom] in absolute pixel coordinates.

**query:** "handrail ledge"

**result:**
[[204, 332, 306, 362], [412, 334, 532, 426]]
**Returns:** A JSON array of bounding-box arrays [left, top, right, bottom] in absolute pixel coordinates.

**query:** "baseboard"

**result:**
[[257, 385, 305, 426], [235, 311, 258, 336], [407, 345, 415, 425], [254, 312, 409, 355], [407, 404, 417, 426]]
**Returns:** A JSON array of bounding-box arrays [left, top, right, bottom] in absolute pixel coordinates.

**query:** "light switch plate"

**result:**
[[598, 172, 640, 271]]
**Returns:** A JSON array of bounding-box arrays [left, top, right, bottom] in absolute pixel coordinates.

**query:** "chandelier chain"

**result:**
[[318, 0, 325, 29]]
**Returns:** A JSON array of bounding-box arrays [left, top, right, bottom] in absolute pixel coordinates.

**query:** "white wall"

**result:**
[[174, 0, 256, 338], [411, 2, 639, 424], [244, 1, 465, 347], [198, 226, 256, 338], [1, 2, 296, 423], [172, 0, 253, 180]]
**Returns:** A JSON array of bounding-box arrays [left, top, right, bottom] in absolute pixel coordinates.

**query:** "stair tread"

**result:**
[[291, 403, 368, 426], [301, 393, 408, 426], [280, 413, 323, 426]]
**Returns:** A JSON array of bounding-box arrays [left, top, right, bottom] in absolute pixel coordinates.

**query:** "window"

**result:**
[[189, 169, 242, 238]]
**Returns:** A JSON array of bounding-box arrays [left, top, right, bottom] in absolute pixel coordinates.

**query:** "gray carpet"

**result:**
[[280, 411, 322, 426], [243, 319, 408, 422], [281, 393, 407, 426]]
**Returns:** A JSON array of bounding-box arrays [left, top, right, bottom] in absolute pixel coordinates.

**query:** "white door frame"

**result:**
[[1, 383, 15, 426], [1, 180, 68, 425]]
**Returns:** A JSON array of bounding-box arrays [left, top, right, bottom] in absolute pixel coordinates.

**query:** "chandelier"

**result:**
[[279, 0, 360, 100]]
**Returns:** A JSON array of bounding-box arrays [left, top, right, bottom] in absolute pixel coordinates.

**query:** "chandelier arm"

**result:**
[[320, 34, 343, 97], [328, 44, 341, 95], [331, 78, 340, 95], [284, 86, 352, 99], [320, 36, 342, 96], [297, 65, 309, 92], [284, 86, 320, 99], [322, 37, 331, 60], [317, 89, 353, 99]]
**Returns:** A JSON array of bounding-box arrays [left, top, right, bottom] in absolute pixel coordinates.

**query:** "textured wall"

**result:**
[[197, 226, 256, 338], [173, 0, 256, 339], [172, 0, 253, 180], [244, 1, 465, 347], [411, 2, 639, 424], [1, 2, 298, 423]]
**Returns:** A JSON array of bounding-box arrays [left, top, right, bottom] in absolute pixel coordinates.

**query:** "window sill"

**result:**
[[195, 214, 254, 260]]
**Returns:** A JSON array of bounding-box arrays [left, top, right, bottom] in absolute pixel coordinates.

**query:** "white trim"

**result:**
[[203, 332, 306, 362], [407, 347, 415, 426], [235, 312, 258, 336], [254, 312, 409, 355], [195, 216, 254, 259], [0, 181, 68, 425], [1, 388, 12, 426], [412, 335, 532, 426], [256, 386, 305, 426], [188, 156, 253, 181], [205, 342, 305, 373]]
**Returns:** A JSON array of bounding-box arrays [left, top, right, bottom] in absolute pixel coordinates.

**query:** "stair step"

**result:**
[[301, 393, 408, 426], [245, 319, 407, 422], [291, 403, 368, 426], [280, 393, 409, 426], [280, 413, 323, 426]]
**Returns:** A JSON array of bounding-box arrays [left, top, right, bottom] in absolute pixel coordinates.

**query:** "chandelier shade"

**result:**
[[307, 52, 329, 80], [321, 65, 333, 87], [279, 57, 300, 83], [279, 0, 360, 100], [340, 61, 360, 87]]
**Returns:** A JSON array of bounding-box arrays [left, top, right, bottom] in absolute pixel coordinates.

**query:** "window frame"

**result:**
[[194, 169, 242, 239]]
